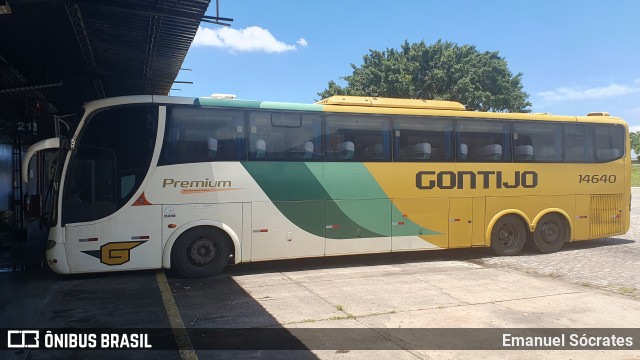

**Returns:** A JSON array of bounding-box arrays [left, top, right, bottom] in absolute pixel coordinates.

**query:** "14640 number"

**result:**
[[578, 174, 616, 184]]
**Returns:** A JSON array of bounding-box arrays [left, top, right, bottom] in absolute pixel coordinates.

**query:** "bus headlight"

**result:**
[[46, 240, 56, 250]]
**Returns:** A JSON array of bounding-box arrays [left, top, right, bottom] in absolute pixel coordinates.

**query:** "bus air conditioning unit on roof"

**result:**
[[211, 93, 237, 99]]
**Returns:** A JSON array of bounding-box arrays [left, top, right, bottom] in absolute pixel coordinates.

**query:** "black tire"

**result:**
[[530, 214, 568, 253], [491, 214, 527, 255], [171, 227, 231, 278]]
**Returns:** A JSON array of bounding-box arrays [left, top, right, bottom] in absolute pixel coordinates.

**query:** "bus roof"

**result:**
[[77, 95, 627, 127], [316, 96, 467, 111]]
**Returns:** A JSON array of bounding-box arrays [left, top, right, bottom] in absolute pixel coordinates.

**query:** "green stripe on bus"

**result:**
[[241, 162, 386, 239], [196, 98, 262, 108], [307, 163, 439, 236], [260, 102, 323, 112]]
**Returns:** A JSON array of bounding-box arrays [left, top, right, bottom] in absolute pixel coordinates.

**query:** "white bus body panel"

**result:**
[[251, 201, 325, 260], [65, 206, 162, 272]]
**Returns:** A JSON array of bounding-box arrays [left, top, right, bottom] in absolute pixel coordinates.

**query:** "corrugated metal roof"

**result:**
[[0, 0, 212, 117]]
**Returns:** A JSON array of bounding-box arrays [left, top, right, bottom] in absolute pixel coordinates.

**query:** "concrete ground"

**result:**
[[169, 250, 640, 360], [1, 191, 640, 359]]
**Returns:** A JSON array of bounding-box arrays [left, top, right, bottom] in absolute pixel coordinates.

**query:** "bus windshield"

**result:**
[[61, 105, 158, 225]]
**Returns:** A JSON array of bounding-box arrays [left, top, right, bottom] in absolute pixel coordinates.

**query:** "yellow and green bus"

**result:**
[[22, 95, 630, 278]]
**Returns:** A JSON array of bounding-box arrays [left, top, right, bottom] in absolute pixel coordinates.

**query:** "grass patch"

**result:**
[[617, 287, 636, 295], [329, 313, 356, 321], [632, 164, 640, 187]]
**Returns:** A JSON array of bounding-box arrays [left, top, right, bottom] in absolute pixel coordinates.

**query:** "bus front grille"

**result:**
[[589, 194, 624, 238]]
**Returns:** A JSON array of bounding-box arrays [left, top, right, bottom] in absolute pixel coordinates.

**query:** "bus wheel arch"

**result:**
[[170, 226, 232, 278], [529, 211, 571, 254], [487, 211, 530, 256], [162, 220, 240, 272]]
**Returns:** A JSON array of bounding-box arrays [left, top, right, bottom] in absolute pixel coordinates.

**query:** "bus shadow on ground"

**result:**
[[552, 237, 634, 252], [219, 247, 495, 277], [218, 236, 635, 277], [1, 270, 320, 360], [165, 272, 320, 359]]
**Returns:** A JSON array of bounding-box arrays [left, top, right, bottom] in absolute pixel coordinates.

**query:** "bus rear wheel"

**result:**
[[530, 214, 568, 253], [172, 227, 231, 278], [491, 215, 527, 255]]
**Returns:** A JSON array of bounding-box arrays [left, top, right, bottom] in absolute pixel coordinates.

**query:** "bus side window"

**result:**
[[564, 124, 594, 162], [160, 107, 245, 165], [456, 120, 510, 162], [513, 122, 562, 162], [594, 125, 624, 162], [249, 111, 321, 161], [393, 116, 453, 162], [326, 114, 390, 162]]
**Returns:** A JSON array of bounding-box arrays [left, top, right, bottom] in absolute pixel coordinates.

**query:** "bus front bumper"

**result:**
[[46, 241, 71, 274]]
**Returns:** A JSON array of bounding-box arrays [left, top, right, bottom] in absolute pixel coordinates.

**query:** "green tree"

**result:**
[[318, 40, 532, 112], [630, 131, 640, 162]]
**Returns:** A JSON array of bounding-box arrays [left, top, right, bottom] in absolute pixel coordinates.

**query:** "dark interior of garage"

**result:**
[[0, 0, 230, 270]]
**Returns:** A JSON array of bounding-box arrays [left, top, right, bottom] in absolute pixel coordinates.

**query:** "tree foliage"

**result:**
[[630, 131, 640, 161], [318, 40, 532, 112]]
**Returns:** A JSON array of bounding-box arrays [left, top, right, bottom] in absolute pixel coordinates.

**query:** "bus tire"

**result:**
[[171, 226, 231, 278], [490, 214, 527, 256], [530, 214, 568, 253]]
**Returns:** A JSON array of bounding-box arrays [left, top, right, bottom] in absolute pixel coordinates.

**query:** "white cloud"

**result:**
[[192, 26, 306, 53], [537, 84, 640, 102], [629, 125, 640, 133]]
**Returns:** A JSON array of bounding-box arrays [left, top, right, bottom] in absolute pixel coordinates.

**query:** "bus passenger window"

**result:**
[[394, 116, 453, 162], [512, 122, 562, 162], [594, 125, 624, 162], [564, 124, 594, 162], [249, 111, 322, 161], [456, 120, 511, 162], [326, 115, 390, 161], [160, 107, 245, 164]]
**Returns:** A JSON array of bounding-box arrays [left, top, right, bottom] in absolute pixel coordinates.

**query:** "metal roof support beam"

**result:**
[[143, 14, 161, 94], [65, 2, 105, 98], [0, 81, 63, 94]]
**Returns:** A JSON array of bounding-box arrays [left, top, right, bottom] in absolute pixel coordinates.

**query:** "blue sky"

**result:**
[[173, 0, 640, 129]]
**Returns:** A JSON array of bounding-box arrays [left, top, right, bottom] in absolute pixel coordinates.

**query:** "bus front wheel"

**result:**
[[172, 227, 231, 278], [530, 214, 568, 253], [491, 215, 527, 256]]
